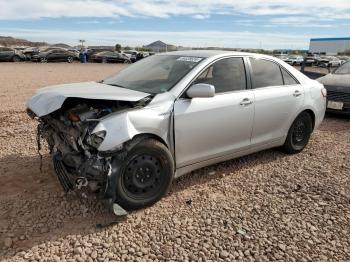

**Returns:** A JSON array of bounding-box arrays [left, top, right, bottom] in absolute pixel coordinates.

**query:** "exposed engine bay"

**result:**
[[28, 97, 152, 210]]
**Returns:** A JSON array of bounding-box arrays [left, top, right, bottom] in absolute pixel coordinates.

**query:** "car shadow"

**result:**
[[0, 147, 288, 259]]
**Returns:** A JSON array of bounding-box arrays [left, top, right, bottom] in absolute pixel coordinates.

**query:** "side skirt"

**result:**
[[174, 138, 285, 178]]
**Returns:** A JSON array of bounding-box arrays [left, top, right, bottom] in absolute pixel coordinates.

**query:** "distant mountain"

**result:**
[[0, 36, 48, 47]]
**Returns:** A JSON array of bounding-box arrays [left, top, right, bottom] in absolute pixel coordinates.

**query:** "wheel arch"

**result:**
[[302, 109, 316, 130], [131, 133, 169, 149]]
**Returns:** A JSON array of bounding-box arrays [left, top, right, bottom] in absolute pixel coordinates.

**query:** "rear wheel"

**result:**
[[114, 139, 174, 210], [282, 112, 313, 154], [67, 56, 73, 63], [102, 58, 108, 63], [12, 55, 20, 62]]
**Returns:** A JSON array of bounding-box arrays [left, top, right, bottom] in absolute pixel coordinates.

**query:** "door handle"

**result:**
[[240, 98, 253, 106], [293, 90, 302, 97]]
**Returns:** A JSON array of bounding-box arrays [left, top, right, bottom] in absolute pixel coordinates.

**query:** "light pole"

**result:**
[[79, 39, 86, 49]]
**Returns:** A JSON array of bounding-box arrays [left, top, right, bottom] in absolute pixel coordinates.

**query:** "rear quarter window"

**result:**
[[281, 67, 298, 85]]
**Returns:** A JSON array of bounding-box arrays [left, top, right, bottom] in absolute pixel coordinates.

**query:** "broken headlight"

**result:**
[[87, 130, 106, 149]]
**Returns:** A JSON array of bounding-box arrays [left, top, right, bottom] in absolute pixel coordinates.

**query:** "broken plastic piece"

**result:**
[[112, 203, 128, 216]]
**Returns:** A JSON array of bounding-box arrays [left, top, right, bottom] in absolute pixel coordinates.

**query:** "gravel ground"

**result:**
[[0, 63, 349, 261]]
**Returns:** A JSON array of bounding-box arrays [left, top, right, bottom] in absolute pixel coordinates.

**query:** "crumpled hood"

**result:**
[[27, 81, 150, 117], [317, 74, 350, 88]]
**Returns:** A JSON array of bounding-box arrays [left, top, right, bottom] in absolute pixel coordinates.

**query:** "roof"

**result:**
[[160, 50, 256, 58], [310, 37, 350, 42]]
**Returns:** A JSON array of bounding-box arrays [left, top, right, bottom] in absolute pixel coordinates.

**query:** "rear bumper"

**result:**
[[326, 107, 350, 115], [325, 85, 350, 115]]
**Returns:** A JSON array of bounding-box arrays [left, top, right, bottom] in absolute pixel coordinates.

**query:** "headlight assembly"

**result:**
[[87, 130, 106, 148]]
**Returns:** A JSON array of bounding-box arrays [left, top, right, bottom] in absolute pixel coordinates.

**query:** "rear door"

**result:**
[[174, 57, 255, 167], [248, 57, 304, 145]]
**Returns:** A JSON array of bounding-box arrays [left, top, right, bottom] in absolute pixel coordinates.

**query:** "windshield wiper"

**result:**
[[104, 83, 128, 89], [102, 82, 157, 95]]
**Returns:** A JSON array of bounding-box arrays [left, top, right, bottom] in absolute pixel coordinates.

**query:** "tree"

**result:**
[[115, 44, 121, 52]]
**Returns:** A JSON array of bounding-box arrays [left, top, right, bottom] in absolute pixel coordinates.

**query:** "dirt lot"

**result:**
[[0, 63, 349, 261]]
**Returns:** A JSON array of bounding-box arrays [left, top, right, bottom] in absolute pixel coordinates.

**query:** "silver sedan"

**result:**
[[27, 50, 327, 212]]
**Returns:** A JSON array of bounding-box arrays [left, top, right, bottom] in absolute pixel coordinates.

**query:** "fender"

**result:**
[[93, 99, 174, 152]]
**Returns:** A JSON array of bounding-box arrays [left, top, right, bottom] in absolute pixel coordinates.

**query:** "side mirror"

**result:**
[[186, 83, 215, 98]]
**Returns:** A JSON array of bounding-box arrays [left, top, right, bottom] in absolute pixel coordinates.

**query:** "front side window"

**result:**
[[250, 58, 283, 88], [103, 55, 203, 94], [334, 61, 350, 74], [194, 57, 247, 93]]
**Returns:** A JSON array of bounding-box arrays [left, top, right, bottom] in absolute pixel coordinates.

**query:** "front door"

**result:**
[[174, 57, 254, 167]]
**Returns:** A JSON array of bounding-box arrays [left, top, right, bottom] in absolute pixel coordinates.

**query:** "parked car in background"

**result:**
[[91, 51, 131, 63], [31, 49, 76, 63], [67, 48, 80, 60], [316, 56, 331, 66], [26, 50, 326, 212], [275, 55, 289, 62], [317, 61, 350, 115], [284, 55, 304, 66], [123, 50, 138, 62], [327, 57, 342, 67], [305, 54, 320, 66], [136, 52, 144, 61], [22, 47, 40, 60], [0, 47, 26, 62], [337, 56, 349, 65]]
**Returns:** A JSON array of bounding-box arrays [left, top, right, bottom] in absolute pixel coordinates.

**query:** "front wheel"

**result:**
[[67, 56, 73, 63], [114, 139, 174, 210], [40, 57, 48, 63], [282, 112, 313, 154]]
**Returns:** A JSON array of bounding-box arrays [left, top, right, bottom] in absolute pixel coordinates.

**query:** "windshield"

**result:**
[[334, 61, 350, 74], [102, 55, 204, 94]]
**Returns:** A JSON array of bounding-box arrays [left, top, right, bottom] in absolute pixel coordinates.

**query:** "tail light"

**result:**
[[321, 88, 327, 97]]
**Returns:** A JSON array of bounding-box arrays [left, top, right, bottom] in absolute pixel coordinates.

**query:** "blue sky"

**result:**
[[0, 0, 349, 49]]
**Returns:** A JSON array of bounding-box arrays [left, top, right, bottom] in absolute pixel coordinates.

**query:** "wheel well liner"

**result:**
[[132, 133, 169, 148], [303, 109, 315, 130]]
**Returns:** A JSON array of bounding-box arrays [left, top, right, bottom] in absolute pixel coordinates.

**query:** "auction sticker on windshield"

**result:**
[[177, 57, 203, 63]]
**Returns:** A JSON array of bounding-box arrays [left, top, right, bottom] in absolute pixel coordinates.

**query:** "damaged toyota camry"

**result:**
[[27, 50, 326, 213]]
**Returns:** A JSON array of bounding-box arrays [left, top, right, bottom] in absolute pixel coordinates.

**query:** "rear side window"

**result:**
[[281, 68, 298, 85], [250, 58, 283, 88]]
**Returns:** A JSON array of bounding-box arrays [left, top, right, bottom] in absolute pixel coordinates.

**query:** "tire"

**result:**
[[114, 139, 174, 210], [67, 56, 73, 63], [40, 57, 48, 63], [102, 58, 107, 64], [12, 55, 20, 62], [282, 112, 313, 154]]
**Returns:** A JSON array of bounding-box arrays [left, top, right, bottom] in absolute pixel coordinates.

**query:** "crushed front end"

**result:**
[[27, 98, 149, 212]]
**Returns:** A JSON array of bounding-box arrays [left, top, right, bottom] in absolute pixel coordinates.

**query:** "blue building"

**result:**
[[309, 37, 350, 55]]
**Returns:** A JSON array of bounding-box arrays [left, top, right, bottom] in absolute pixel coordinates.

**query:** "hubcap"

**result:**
[[122, 154, 163, 198], [292, 119, 307, 144]]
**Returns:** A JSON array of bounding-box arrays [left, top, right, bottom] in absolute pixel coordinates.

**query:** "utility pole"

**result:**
[[79, 39, 86, 48]]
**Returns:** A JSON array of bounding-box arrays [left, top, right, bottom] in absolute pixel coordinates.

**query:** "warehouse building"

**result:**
[[309, 37, 350, 55]]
